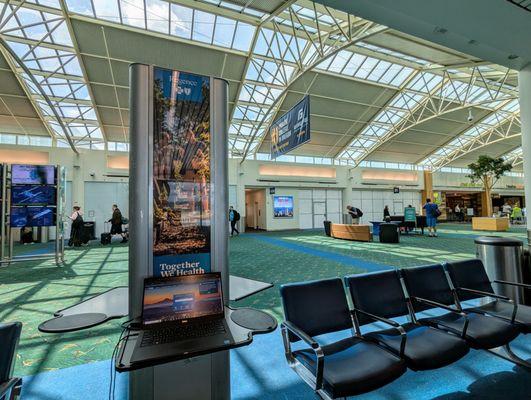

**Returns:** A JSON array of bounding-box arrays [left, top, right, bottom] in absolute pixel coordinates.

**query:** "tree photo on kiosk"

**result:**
[[467, 155, 512, 217]]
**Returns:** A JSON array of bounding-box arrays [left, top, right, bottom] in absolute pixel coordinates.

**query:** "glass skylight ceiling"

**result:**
[[338, 68, 519, 167], [65, 0, 255, 52], [0, 0, 103, 149], [421, 98, 521, 169], [0, 0, 520, 165]]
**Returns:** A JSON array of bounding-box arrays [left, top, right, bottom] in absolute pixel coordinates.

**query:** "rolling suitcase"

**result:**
[[101, 222, 112, 245]]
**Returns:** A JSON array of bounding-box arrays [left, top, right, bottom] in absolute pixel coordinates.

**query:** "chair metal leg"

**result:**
[[487, 343, 531, 369]]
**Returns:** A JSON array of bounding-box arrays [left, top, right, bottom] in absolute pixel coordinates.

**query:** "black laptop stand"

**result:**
[[115, 307, 277, 372]]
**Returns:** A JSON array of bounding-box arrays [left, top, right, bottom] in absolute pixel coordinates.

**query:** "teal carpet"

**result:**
[[1, 223, 530, 399]]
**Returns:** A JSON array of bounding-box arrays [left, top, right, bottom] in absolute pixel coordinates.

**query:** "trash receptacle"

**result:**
[[323, 220, 331, 237], [474, 236, 524, 303]]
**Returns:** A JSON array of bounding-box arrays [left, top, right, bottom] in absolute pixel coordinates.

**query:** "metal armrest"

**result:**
[[494, 279, 531, 290], [352, 309, 407, 357], [457, 287, 510, 301], [412, 296, 469, 338], [282, 321, 319, 349], [0, 377, 20, 400], [458, 287, 518, 323], [281, 321, 324, 390]]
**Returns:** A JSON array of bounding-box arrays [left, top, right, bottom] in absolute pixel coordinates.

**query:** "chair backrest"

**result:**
[[401, 264, 455, 311], [445, 259, 494, 301], [345, 270, 408, 324], [280, 278, 352, 341], [0, 322, 22, 384]]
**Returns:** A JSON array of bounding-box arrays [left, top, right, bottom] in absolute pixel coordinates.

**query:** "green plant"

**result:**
[[467, 155, 512, 216]]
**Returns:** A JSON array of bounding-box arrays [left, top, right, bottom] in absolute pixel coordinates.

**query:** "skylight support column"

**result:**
[[518, 64, 531, 243]]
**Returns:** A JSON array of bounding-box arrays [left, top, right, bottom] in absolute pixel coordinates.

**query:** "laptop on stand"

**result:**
[[130, 272, 234, 363]]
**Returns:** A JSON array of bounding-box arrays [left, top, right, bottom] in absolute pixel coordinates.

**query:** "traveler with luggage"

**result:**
[[106, 204, 127, 244], [68, 206, 83, 247]]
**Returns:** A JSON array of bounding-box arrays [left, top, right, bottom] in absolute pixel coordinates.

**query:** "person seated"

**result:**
[[20, 226, 33, 245]]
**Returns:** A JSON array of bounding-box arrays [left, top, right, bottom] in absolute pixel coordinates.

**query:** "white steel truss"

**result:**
[[420, 98, 520, 170], [337, 65, 518, 166], [231, 2, 387, 160], [503, 146, 523, 167], [0, 0, 104, 151]]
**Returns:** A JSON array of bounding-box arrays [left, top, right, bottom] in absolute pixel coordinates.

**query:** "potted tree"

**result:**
[[467, 155, 512, 218]]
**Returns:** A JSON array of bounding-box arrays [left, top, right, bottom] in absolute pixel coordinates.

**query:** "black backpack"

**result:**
[[234, 211, 241, 222]]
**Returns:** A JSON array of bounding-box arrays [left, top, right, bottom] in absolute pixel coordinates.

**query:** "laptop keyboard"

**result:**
[[140, 320, 226, 347]]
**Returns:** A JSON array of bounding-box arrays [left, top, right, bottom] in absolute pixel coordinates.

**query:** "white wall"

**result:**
[[352, 189, 422, 224]]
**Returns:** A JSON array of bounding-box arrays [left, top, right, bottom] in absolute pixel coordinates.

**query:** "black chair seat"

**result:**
[[365, 322, 469, 370], [293, 336, 406, 398], [420, 312, 520, 349], [466, 301, 531, 334]]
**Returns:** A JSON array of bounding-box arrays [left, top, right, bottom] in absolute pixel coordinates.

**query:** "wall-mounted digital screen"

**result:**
[[11, 185, 56, 205], [10, 206, 55, 227], [273, 196, 294, 218], [12, 164, 55, 185]]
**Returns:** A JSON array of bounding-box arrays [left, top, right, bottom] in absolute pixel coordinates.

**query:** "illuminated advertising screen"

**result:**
[[12, 165, 55, 185], [273, 196, 294, 218], [10, 206, 55, 227], [152, 67, 211, 277], [11, 185, 56, 205]]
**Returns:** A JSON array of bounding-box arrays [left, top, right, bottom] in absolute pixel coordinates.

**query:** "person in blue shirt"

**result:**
[[423, 198, 439, 237]]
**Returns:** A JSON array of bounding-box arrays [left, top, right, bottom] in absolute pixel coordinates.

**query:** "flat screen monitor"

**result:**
[[12, 164, 55, 185], [10, 206, 55, 227], [11, 185, 56, 205], [273, 195, 294, 218]]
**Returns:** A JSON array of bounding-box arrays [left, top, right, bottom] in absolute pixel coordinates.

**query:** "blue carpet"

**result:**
[[21, 329, 530, 400], [248, 234, 392, 272]]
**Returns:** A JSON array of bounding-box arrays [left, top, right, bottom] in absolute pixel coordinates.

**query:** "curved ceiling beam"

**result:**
[[339, 66, 517, 166], [422, 110, 520, 171], [0, 36, 78, 153], [234, 5, 387, 162]]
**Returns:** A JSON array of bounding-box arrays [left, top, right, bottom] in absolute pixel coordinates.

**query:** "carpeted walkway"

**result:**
[[0, 223, 530, 399]]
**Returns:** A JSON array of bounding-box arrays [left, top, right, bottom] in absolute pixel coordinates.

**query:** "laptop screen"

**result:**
[[142, 273, 224, 326]]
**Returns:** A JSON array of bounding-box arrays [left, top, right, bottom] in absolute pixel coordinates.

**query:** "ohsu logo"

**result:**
[[297, 109, 304, 121], [177, 86, 192, 96]]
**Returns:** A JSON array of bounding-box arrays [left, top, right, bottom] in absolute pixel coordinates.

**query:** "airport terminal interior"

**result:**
[[1, 1, 531, 399]]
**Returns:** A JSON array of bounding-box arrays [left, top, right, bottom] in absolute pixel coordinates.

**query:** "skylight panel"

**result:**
[[367, 60, 391, 81], [342, 53, 365, 76], [120, 0, 146, 29], [145, 0, 169, 33], [354, 56, 379, 80], [93, 0, 121, 24], [192, 10, 215, 44], [213, 16, 236, 48], [65, 0, 94, 16], [51, 21, 73, 46], [328, 51, 351, 73], [170, 4, 192, 39], [232, 22, 254, 51]]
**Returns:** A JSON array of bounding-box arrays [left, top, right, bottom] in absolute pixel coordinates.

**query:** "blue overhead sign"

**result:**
[[270, 95, 310, 159]]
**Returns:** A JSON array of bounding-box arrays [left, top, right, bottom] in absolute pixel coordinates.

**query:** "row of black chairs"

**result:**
[[280, 259, 530, 400], [0, 322, 22, 400]]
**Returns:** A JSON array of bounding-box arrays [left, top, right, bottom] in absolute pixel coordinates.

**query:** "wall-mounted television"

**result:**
[[273, 196, 294, 218], [11, 185, 56, 205], [10, 206, 56, 227], [12, 164, 55, 185]]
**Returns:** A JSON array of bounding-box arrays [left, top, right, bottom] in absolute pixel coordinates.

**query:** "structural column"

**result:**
[[519, 65, 531, 247]]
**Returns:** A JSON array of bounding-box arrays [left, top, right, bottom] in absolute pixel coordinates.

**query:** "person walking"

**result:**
[[423, 198, 439, 237], [108, 204, 127, 243], [68, 206, 84, 247], [454, 204, 463, 222], [229, 206, 240, 236]]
